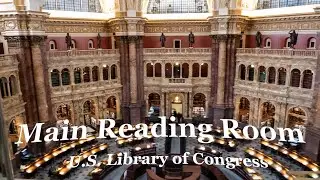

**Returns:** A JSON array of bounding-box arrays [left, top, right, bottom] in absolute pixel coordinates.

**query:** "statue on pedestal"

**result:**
[[289, 30, 298, 48], [160, 33, 166, 48], [97, 33, 102, 49], [256, 31, 262, 48], [188, 31, 195, 47], [65, 33, 72, 50]]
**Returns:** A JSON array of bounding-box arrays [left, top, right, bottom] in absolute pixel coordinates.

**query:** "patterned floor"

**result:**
[[13, 128, 305, 180]]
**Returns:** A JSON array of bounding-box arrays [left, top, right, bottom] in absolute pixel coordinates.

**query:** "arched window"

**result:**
[[9, 75, 17, 96], [285, 38, 291, 48], [51, 69, 60, 87], [302, 70, 313, 89], [155, 63, 162, 77], [61, 68, 70, 85], [258, 66, 266, 82], [0, 77, 9, 98], [103, 65, 109, 80], [71, 39, 76, 49], [193, 93, 206, 117], [74, 67, 81, 84], [165, 63, 172, 78], [201, 63, 208, 77], [182, 63, 189, 78], [49, 40, 56, 50], [56, 104, 71, 120], [257, 0, 320, 9], [238, 97, 250, 124], [148, 93, 161, 115], [147, 0, 209, 13], [308, 38, 316, 49], [83, 100, 95, 125], [278, 68, 286, 85], [192, 63, 200, 77], [83, 67, 90, 82], [106, 96, 117, 119], [291, 69, 301, 87], [239, 64, 246, 80], [111, 65, 117, 79], [92, 66, 99, 81], [287, 107, 307, 128], [173, 63, 181, 78], [268, 67, 276, 84], [248, 65, 255, 81], [265, 38, 271, 48], [261, 102, 275, 128], [43, 0, 102, 12], [146, 63, 154, 77], [88, 39, 94, 49]]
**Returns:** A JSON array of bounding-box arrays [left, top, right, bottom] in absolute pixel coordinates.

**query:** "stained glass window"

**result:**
[[257, 0, 320, 9], [44, 0, 102, 12], [147, 0, 209, 14]]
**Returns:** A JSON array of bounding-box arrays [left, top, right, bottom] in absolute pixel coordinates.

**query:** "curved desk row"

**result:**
[[261, 140, 320, 172], [53, 143, 108, 177], [22, 136, 96, 175], [194, 145, 222, 157], [245, 148, 295, 180], [198, 135, 237, 151], [116, 134, 154, 147]]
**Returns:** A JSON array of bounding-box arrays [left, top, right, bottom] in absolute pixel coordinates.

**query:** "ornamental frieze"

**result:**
[[144, 21, 211, 33]]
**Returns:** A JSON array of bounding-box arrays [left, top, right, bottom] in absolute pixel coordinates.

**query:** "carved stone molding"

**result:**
[[4, 36, 30, 48], [127, 36, 141, 43], [211, 34, 229, 42]]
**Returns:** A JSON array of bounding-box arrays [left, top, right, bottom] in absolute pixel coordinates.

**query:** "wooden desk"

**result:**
[[261, 140, 320, 172], [22, 136, 96, 175]]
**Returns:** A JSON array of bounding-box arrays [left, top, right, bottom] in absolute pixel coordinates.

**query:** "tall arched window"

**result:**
[[238, 97, 250, 124], [51, 69, 60, 87], [111, 65, 117, 79], [192, 63, 200, 77], [71, 40, 76, 49], [92, 66, 99, 81], [302, 70, 313, 89], [146, 63, 154, 77], [258, 66, 266, 82], [83, 67, 90, 82], [182, 63, 189, 78], [239, 64, 246, 80], [278, 68, 286, 85], [103, 65, 109, 80], [268, 67, 276, 84], [201, 63, 208, 77], [248, 65, 255, 81], [74, 67, 81, 84], [291, 69, 301, 87], [9, 75, 17, 96], [155, 63, 162, 77], [49, 40, 56, 50], [56, 104, 71, 120], [285, 38, 291, 48], [260, 102, 275, 128], [165, 63, 172, 78], [61, 68, 70, 85], [44, 0, 102, 12], [173, 63, 181, 78], [106, 96, 117, 119], [88, 39, 94, 49], [287, 107, 307, 129], [308, 38, 316, 49], [265, 38, 271, 48], [193, 93, 206, 117], [148, 93, 161, 114], [0, 77, 9, 98]]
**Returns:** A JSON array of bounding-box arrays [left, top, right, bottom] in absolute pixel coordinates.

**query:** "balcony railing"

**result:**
[[144, 48, 212, 54], [169, 78, 186, 83], [48, 49, 119, 58], [237, 48, 318, 58]]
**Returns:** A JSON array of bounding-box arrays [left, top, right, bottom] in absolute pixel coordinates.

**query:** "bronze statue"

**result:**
[[97, 33, 102, 49], [65, 33, 72, 50], [189, 31, 195, 47], [160, 33, 166, 48], [289, 30, 298, 48], [256, 31, 262, 48]]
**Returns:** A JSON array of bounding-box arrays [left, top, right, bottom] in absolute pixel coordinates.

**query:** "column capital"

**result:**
[[211, 34, 228, 42], [4, 36, 29, 48], [127, 36, 142, 43], [29, 36, 47, 47]]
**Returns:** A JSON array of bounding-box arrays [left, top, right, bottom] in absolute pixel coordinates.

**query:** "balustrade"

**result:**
[[237, 48, 318, 58]]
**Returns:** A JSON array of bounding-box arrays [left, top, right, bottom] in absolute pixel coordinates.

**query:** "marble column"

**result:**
[[160, 93, 165, 116], [30, 36, 51, 123]]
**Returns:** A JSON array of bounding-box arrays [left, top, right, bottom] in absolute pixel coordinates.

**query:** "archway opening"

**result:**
[[260, 102, 275, 128], [238, 97, 250, 124], [287, 107, 307, 128], [193, 93, 206, 117], [56, 104, 72, 120], [148, 93, 160, 117], [106, 96, 117, 119], [83, 100, 95, 125]]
